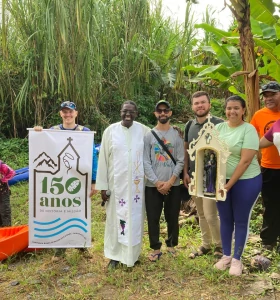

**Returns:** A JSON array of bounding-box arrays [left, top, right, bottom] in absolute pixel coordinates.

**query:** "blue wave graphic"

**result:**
[[34, 225, 88, 238], [34, 218, 87, 232], [34, 218, 61, 225]]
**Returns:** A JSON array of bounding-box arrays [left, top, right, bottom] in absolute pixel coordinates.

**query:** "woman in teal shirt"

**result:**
[[214, 95, 262, 276]]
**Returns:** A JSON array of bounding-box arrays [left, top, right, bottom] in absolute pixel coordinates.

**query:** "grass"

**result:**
[[1, 183, 280, 299]]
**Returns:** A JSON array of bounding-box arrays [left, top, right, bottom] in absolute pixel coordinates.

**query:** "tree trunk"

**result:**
[[229, 1, 260, 121]]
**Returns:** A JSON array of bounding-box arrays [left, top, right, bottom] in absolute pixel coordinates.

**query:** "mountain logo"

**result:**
[[33, 152, 57, 169]]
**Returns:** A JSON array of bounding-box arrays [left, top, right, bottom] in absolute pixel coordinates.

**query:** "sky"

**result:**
[[161, 0, 233, 30]]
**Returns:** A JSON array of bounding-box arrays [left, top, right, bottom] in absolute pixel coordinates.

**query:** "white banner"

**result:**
[[28, 129, 93, 248]]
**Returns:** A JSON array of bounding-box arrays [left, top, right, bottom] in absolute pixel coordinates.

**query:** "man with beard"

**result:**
[[96, 100, 150, 268], [143, 100, 184, 261], [183, 91, 223, 259]]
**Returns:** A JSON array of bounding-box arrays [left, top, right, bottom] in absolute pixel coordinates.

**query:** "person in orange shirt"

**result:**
[[251, 81, 280, 251]]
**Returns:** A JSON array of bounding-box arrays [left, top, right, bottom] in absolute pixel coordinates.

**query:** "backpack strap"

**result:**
[[52, 124, 84, 131], [185, 120, 193, 140], [75, 125, 84, 131], [151, 130, 176, 165]]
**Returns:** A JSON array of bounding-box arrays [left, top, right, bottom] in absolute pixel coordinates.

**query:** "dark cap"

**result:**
[[60, 101, 77, 110], [155, 100, 171, 110], [260, 81, 280, 95]]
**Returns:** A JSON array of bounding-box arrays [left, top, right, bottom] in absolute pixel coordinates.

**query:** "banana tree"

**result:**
[[186, 0, 278, 121], [225, 0, 260, 120]]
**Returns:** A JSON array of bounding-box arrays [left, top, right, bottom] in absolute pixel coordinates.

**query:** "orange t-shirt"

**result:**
[[251, 107, 280, 168]]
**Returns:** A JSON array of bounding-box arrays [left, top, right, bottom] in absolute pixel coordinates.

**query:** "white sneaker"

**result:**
[[229, 258, 243, 276], [214, 255, 232, 270]]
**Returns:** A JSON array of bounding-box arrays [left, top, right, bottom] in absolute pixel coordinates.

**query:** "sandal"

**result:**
[[167, 248, 176, 257], [148, 252, 162, 262], [214, 246, 223, 258], [189, 246, 211, 259]]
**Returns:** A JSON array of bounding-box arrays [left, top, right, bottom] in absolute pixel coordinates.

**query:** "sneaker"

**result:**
[[214, 255, 232, 270], [229, 258, 243, 276], [213, 246, 223, 259], [51, 254, 66, 262], [78, 248, 92, 258], [107, 260, 119, 269], [262, 244, 274, 251], [52, 248, 66, 262]]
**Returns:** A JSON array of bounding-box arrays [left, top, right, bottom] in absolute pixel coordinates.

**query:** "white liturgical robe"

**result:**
[[96, 121, 150, 266]]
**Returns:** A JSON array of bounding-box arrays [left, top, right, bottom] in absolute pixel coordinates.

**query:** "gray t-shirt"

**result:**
[[184, 116, 223, 175], [143, 126, 184, 187]]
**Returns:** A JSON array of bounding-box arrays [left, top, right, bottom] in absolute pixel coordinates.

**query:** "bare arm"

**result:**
[[259, 136, 273, 149], [224, 148, 257, 192]]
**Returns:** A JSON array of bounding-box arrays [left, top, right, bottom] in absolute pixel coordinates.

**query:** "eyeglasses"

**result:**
[[60, 101, 76, 110], [261, 82, 280, 91], [156, 108, 170, 114], [120, 110, 137, 114]]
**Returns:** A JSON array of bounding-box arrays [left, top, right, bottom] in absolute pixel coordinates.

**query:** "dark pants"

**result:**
[[0, 190, 11, 227], [260, 168, 280, 246], [145, 186, 181, 250]]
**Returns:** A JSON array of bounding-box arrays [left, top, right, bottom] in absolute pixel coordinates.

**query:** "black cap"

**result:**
[[155, 100, 171, 110], [260, 81, 280, 95]]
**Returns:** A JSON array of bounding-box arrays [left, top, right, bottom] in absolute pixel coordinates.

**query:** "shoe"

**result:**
[[78, 248, 92, 258], [52, 248, 66, 262], [51, 256, 61, 262], [262, 244, 274, 251], [77, 248, 87, 252], [229, 258, 243, 276], [108, 260, 119, 269], [213, 246, 223, 259], [214, 255, 232, 270], [51, 255, 66, 262], [189, 246, 211, 259], [167, 247, 176, 257]]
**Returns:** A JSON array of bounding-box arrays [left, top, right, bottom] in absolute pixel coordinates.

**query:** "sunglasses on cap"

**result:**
[[60, 101, 76, 110], [156, 108, 170, 114], [261, 82, 280, 91]]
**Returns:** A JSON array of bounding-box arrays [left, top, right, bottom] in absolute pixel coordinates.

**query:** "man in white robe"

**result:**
[[96, 100, 150, 268]]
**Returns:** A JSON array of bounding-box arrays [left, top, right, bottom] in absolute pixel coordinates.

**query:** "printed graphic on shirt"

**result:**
[[154, 138, 174, 162], [264, 120, 277, 134]]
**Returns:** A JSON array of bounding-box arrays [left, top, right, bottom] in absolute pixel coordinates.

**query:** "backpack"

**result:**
[[52, 125, 84, 131]]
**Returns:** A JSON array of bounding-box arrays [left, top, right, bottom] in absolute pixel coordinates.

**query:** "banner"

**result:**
[[28, 129, 93, 248]]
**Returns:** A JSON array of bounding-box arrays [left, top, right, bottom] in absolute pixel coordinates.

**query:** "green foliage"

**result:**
[[0, 138, 28, 169], [185, 0, 280, 102], [210, 98, 226, 119], [6, 181, 278, 299], [1, 139, 277, 299], [134, 94, 158, 128], [1, 0, 199, 138]]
